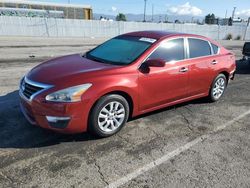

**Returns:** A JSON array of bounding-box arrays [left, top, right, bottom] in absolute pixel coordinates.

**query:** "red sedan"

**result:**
[[19, 31, 236, 137]]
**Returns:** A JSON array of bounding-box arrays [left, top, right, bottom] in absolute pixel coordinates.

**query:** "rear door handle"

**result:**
[[179, 67, 188, 73], [211, 60, 218, 65]]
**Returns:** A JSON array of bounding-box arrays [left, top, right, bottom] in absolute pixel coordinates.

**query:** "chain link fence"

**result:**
[[0, 16, 249, 40]]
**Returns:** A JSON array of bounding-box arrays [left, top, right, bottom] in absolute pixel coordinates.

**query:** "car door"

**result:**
[[138, 38, 189, 111], [186, 38, 216, 96]]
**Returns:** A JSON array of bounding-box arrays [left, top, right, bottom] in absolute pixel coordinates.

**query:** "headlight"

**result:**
[[45, 84, 92, 102]]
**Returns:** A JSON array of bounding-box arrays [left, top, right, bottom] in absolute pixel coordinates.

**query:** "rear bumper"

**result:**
[[19, 92, 89, 134]]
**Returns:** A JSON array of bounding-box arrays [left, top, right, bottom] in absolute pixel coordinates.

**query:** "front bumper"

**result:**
[[19, 92, 89, 134]]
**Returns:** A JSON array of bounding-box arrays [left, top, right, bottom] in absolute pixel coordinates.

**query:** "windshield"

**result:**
[[86, 36, 155, 65]]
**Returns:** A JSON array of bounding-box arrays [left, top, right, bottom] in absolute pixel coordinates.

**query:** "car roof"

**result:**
[[123, 30, 207, 40]]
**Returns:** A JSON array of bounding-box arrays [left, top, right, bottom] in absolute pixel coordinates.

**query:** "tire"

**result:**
[[88, 94, 130, 137], [208, 74, 227, 102]]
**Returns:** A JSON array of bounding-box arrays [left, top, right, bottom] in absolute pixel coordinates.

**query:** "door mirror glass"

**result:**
[[145, 59, 166, 67]]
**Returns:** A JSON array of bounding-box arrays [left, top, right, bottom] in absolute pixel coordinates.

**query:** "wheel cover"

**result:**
[[212, 78, 225, 100], [98, 101, 125, 132]]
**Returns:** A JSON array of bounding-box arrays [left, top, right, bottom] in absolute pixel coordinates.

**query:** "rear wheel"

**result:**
[[89, 94, 129, 137], [209, 74, 227, 102]]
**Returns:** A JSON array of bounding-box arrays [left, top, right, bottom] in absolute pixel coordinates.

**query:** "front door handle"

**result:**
[[211, 60, 218, 65], [179, 67, 188, 73]]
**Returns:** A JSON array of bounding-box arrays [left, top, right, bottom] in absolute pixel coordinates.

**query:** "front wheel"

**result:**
[[208, 74, 227, 102], [88, 94, 129, 137]]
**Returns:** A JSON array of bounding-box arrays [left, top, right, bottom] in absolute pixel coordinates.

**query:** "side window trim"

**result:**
[[210, 42, 221, 55], [184, 37, 189, 60], [186, 37, 215, 59], [208, 41, 214, 54]]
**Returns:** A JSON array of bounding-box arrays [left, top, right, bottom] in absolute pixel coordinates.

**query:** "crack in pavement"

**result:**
[[93, 160, 109, 186], [83, 147, 109, 186], [184, 106, 194, 114], [145, 126, 171, 157], [175, 109, 194, 132]]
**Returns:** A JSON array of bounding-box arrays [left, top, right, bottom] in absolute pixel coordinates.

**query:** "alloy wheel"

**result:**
[[212, 77, 226, 100], [98, 101, 125, 132]]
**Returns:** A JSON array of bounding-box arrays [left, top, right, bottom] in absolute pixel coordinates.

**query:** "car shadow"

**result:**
[[235, 59, 250, 74], [0, 90, 97, 149], [0, 90, 210, 149]]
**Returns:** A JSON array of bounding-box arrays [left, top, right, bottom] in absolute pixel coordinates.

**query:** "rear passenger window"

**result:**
[[188, 38, 211, 58], [211, 43, 219, 54], [148, 38, 185, 62]]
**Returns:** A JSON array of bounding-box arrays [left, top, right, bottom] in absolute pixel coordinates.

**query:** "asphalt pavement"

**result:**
[[0, 37, 250, 188]]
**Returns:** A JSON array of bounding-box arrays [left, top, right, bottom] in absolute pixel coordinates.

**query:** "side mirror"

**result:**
[[145, 59, 166, 67]]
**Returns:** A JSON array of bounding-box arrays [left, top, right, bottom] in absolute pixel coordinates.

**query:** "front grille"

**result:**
[[20, 79, 44, 100]]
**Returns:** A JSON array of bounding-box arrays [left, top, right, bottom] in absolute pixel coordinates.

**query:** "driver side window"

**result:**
[[148, 38, 185, 62]]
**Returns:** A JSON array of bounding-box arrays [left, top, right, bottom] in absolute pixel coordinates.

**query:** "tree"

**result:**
[[228, 17, 233, 26], [205, 13, 216, 24], [116, 13, 127, 21], [175, 19, 181, 24]]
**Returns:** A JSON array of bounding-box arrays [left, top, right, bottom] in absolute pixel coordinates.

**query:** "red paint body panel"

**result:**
[[138, 62, 189, 111], [19, 31, 236, 134]]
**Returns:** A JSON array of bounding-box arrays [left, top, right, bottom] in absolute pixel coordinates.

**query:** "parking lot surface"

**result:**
[[0, 37, 250, 188]]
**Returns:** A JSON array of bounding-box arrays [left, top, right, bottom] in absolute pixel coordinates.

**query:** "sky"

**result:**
[[32, 0, 250, 18]]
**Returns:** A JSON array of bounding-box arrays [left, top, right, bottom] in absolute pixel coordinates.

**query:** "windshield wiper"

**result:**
[[85, 53, 115, 65]]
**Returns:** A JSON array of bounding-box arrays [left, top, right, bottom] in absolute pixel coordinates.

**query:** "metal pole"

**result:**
[[151, 4, 154, 22], [243, 17, 250, 41], [143, 0, 147, 22], [218, 25, 220, 40], [43, 16, 49, 37], [232, 7, 236, 20]]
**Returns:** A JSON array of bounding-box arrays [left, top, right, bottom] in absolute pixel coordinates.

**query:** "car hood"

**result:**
[[27, 54, 118, 84]]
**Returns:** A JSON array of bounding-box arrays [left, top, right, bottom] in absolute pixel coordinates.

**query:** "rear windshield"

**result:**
[[86, 36, 155, 65]]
